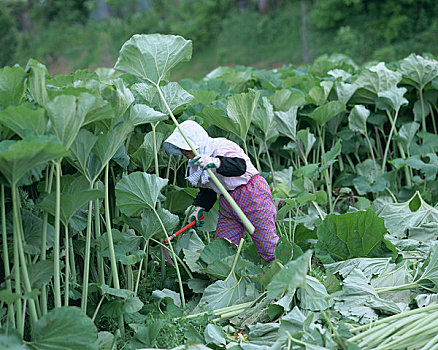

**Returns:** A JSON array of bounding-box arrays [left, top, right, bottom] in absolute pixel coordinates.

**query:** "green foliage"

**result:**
[[0, 5, 18, 67]]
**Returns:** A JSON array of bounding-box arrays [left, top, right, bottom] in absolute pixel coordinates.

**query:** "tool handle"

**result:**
[[164, 215, 205, 243]]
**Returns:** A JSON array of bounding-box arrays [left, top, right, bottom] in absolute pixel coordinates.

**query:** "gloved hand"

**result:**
[[190, 155, 221, 169], [189, 206, 204, 227]]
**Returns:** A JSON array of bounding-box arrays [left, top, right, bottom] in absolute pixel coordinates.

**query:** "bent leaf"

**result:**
[[115, 33, 192, 84], [30, 306, 98, 350], [115, 172, 168, 215]]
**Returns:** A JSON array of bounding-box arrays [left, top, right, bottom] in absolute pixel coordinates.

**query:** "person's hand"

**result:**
[[189, 206, 204, 227], [190, 155, 221, 169]]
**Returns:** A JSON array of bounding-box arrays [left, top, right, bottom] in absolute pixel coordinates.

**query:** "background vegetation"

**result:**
[[2, 0, 438, 79]]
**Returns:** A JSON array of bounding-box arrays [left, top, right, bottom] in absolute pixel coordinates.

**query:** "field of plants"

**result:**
[[1, 33, 438, 349]]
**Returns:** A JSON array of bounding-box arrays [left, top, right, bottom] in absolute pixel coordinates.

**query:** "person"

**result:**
[[164, 120, 279, 263]]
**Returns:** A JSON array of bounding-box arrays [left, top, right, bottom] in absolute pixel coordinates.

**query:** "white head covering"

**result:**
[[164, 120, 217, 186]]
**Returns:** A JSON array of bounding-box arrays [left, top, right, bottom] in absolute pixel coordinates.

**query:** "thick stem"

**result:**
[[69, 237, 76, 283], [53, 161, 62, 307], [81, 187, 94, 313], [381, 110, 399, 175], [64, 224, 69, 306], [40, 163, 54, 315], [134, 241, 148, 295], [156, 84, 255, 234], [365, 132, 377, 175], [264, 140, 276, 188], [228, 238, 244, 279], [1, 185, 15, 327], [104, 163, 120, 289], [94, 183, 104, 285], [12, 185, 38, 327], [317, 125, 333, 212], [153, 208, 185, 308], [152, 123, 160, 177], [420, 88, 426, 134]]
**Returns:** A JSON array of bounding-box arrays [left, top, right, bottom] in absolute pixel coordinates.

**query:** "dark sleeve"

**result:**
[[216, 156, 246, 177], [193, 187, 217, 211]]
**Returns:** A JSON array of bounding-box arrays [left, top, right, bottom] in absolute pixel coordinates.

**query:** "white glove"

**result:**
[[189, 206, 204, 227], [192, 155, 221, 169]]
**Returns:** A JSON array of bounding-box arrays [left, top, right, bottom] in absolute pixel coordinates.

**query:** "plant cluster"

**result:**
[[0, 33, 438, 349]]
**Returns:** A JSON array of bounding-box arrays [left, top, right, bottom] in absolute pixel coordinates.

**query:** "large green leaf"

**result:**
[[353, 62, 402, 104], [115, 34, 192, 84], [226, 89, 260, 142], [269, 89, 306, 111], [348, 105, 370, 135], [127, 104, 167, 125], [376, 191, 438, 238], [93, 121, 134, 169], [335, 81, 357, 104], [306, 81, 333, 106], [390, 153, 438, 181], [399, 54, 438, 90], [0, 136, 69, 185], [0, 66, 27, 108], [315, 209, 397, 264], [140, 208, 179, 240], [20, 209, 54, 255], [0, 105, 47, 138], [376, 87, 408, 113], [115, 172, 168, 215], [251, 97, 278, 142], [68, 129, 98, 181], [196, 274, 254, 311], [396, 121, 420, 151], [275, 106, 298, 140], [267, 250, 312, 299], [46, 94, 92, 149], [133, 82, 193, 114], [101, 79, 134, 122], [27, 260, 54, 289], [29, 307, 98, 350], [0, 333, 24, 350], [307, 101, 346, 126], [38, 189, 103, 226], [131, 131, 164, 172], [26, 58, 49, 106]]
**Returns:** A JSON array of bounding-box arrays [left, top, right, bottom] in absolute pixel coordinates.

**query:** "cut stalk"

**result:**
[[156, 85, 255, 235]]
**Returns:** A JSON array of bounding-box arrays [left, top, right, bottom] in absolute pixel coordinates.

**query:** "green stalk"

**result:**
[[53, 161, 62, 307], [151, 122, 160, 177], [317, 125, 333, 212], [81, 186, 94, 313], [251, 136, 262, 172], [264, 140, 276, 188], [64, 223, 69, 306], [12, 185, 38, 327], [12, 202, 22, 334], [134, 241, 148, 295], [1, 185, 15, 327], [104, 164, 120, 289], [150, 238, 193, 279], [94, 183, 104, 285], [40, 163, 54, 315], [69, 237, 76, 283], [381, 110, 401, 175], [183, 301, 253, 320], [103, 163, 124, 334], [153, 208, 185, 308], [419, 88, 426, 134], [156, 84, 255, 235], [227, 238, 244, 279], [364, 132, 377, 175]]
